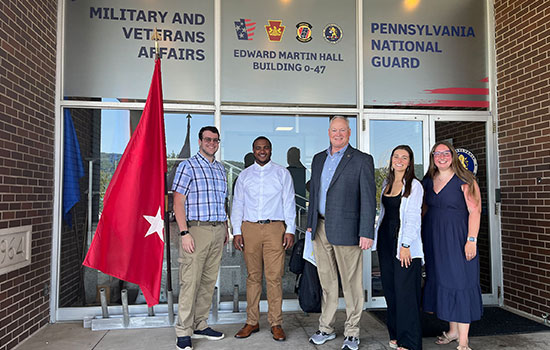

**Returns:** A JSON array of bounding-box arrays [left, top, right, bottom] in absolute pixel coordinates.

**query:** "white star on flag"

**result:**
[[143, 207, 165, 242]]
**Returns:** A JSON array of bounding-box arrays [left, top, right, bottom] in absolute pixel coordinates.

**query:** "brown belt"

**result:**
[[188, 220, 225, 227]]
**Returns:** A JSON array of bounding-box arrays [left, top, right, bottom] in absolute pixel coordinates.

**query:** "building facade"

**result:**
[[0, 1, 548, 349]]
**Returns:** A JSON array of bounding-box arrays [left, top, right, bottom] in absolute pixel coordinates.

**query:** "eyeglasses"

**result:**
[[202, 137, 220, 144], [433, 150, 452, 157]]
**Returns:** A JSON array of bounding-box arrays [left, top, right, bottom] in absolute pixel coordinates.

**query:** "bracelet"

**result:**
[[180, 230, 190, 236]]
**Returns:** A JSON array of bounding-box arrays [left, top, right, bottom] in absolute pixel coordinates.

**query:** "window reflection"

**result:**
[[60, 109, 213, 307], [221, 114, 357, 196]]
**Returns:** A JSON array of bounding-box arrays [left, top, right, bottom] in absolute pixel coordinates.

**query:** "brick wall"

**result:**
[[495, 0, 550, 318], [0, 1, 57, 349]]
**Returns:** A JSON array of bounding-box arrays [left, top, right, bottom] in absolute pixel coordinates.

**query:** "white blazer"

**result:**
[[373, 178, 424, 264]]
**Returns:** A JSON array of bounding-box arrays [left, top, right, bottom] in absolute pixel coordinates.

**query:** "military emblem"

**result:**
[[296, 22, 312, 43], [456, 148, 478, 176], [323, 23, 343, 44], [234, 18, 256, 41], [265, 20, 285, 42]]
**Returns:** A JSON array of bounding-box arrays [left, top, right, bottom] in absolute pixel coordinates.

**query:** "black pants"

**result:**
[[378, 235, 423, 350]]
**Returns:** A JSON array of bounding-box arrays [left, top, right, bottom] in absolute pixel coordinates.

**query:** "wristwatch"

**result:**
[[180, 230, 190, 236], [401, 243, 410, 248], [467, 236, 477, 243]]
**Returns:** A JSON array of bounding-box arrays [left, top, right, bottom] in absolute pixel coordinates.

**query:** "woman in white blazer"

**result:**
[[373, 145, 424, 350]]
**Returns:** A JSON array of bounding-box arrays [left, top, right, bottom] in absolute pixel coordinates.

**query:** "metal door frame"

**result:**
[[361, 110, 501, 309]]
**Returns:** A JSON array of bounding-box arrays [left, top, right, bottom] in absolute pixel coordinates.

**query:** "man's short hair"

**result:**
[[198, 126, 220, 140], [329, 115, 350, 128], [252, 136, 272, 149]]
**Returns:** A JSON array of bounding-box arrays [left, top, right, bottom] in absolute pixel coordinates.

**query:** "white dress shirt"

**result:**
[[232, 161, 296, 235]]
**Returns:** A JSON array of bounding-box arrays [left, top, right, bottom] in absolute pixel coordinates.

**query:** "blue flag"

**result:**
[[63, 109, 85, 227]]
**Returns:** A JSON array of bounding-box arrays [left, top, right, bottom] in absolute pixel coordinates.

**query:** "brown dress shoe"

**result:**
[[271, 325, 286, 341], [234, 323, 259, 338]]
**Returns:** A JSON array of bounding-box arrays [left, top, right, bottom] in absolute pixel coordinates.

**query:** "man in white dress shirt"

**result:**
[[232, 136, 296, 342]]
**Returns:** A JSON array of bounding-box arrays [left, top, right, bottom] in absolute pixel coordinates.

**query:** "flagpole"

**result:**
[[152, 27, 174, 323], [164, 173, 174, 324]]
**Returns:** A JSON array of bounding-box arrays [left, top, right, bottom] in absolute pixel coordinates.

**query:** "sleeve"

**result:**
[[400, 179, 424, 246], [172, 161, 192, 195], [281, 169, 297, 234], [359, 153, 377, 239], [231, 173, 245, 235]]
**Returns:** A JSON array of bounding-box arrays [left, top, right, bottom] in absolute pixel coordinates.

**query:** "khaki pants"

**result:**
[[313, 220, 364, 338], [242, 221, 285, 326], [175, 224, 225, 337]]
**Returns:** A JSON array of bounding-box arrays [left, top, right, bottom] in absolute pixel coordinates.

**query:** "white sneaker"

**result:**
[[342, 336, 360, 350], [309, 330, 336, 345]]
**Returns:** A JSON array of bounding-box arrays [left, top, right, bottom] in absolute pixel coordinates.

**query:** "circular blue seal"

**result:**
[[455, 148, 478, 176], [323, 24, 343, 44]]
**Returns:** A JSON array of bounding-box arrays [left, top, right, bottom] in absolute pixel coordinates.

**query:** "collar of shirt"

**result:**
[[326, 143, 349, 157], [196, 151, 216, 165], [251, 160, 273, 171]]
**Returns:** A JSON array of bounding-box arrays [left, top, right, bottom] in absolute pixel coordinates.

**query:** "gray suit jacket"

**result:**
[[306, 145, 376, 246]]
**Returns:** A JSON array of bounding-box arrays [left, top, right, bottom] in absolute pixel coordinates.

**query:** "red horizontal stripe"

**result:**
[[406, 100, 489, 108], [425, 88, 489, 95]]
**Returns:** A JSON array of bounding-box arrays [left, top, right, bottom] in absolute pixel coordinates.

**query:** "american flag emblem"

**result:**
[[234, 18, 256, 40]]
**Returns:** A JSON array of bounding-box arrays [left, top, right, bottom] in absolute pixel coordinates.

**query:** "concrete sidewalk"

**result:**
[[15, 310, 550, 350]]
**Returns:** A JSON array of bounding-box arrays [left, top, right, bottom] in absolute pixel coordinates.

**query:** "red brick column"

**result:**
[[0, 1, 57, 349], [495, 0, 550, 318]]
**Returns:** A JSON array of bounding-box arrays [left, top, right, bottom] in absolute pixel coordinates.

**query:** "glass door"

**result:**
[[365, 115, 428, 308], [363, 113, 500, 309], [430, 115, 500, 305]]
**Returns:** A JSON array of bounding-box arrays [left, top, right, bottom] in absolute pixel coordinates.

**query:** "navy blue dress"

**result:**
[[422, 175, 482, 323]]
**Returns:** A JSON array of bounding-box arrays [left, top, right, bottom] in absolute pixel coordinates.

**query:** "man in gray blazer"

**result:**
[[306, 116, 376, 350]]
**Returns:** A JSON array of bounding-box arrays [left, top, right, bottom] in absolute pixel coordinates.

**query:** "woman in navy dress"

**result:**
[[422, 141, 482, 350], [374, 145, 424, 350]]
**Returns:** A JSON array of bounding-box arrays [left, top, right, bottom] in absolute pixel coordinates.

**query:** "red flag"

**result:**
[[83, 58, 167, 307]]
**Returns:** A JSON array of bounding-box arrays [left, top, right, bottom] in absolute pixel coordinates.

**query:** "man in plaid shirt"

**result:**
[[172, 126, 228, 350]]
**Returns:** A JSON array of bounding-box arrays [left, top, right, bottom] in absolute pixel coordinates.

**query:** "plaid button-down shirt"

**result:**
[[172, 152, 227, 222]]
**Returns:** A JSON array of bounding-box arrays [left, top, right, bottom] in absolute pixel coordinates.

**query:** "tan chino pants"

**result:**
[[175, 223, 225, 337], [313, 219, 364, 338], [241, 221, 286, 326]]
